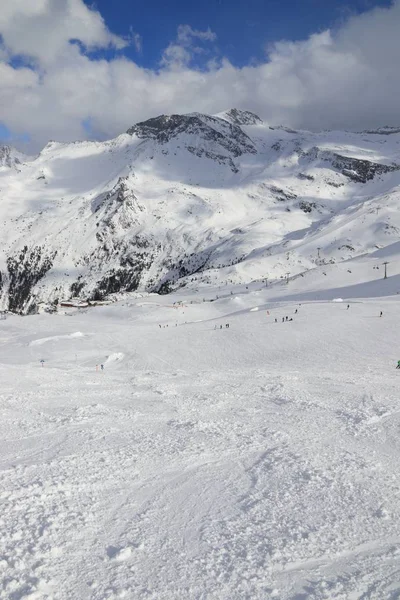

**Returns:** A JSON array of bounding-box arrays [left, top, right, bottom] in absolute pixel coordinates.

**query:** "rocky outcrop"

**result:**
[[362, 127, 400, 135], [5, 246, 56, 313], [270, 186, 297, 202], [299, 200, 317, 213], [0, 146, 22, 169], [127, 113, 257, 157], [331, 154, 399, 183], [222, 109, 263, 126], [300, 146, 400, 183]]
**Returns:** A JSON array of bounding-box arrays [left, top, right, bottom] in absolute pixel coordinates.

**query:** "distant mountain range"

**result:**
[[1, 108, 400, 313]]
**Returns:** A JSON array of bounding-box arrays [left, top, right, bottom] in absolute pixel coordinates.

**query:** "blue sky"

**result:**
[[93, 0, 392, 68], [1, 0, 400, 150]]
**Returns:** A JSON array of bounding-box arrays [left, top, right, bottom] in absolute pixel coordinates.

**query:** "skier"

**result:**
[[295, 309, 298, 314], [101, 364, 104, 371], [275, 318, 277, 323], [282, 317, 285, 323], [347, 304, 350, 310], [380, 311, 383, 317], [397, 360, 400, 370], [285, 316, 289, 321]]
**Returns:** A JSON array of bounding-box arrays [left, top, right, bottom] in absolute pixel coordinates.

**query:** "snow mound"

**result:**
[[107, 545, 133, 562], [105, 352, 125, 364]]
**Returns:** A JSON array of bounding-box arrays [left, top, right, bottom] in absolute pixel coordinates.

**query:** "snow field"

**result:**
[[0, 293, 400, 598]]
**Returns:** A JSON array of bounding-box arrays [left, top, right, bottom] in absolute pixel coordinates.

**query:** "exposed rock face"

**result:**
[[299, 200, 317, 213], [361, 127, 400, 135], [222, 109, 263, 126], [127, 113, 257, 157], [270, 186, 298, 202], [0, 146, 22, 169], [300, 146, 400, 183], [6, 246, 56, 313]]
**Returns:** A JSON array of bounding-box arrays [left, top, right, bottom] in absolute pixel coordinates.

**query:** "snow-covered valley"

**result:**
[[2, 108, 400, 599], [1, 285, 400, 599]]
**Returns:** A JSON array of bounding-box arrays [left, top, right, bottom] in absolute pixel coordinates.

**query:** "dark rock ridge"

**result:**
[[299, 200, 317, 213], [127, 113, 257, 157], [331, 154, 400, 183], [222, 109, 263, 126], [269, 186, 297, 202], [6, 246, 56, 313], [300, 147, 400, 183], [361, 127, 400, 135]]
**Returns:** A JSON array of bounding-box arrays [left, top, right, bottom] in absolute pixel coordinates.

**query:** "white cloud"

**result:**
[[0, 0, 126, 67], [161, 43, 192, 69], [132, 32, 143, 54], [161, 24, 217, 68], [176, 24, 217, 45], [1, 0, 400, 152]]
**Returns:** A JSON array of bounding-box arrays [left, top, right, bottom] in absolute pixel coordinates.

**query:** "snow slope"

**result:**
[[0, 286, 400, 599], [1, 110, 400, 312]]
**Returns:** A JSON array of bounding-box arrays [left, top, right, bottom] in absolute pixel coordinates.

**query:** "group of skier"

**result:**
[[153, 299, 400, 369]]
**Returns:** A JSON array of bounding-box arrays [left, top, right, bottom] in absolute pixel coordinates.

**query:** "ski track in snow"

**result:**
[[29, 332, 85, 346], [0, 296, 400, 599]]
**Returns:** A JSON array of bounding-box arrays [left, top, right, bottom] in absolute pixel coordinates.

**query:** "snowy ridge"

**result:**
[[1, 110, 400, 312]]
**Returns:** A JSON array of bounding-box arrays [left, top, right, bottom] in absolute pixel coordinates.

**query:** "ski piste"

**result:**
[[0, 287, 398, 599]]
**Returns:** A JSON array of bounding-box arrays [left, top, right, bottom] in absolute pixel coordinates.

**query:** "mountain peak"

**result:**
[[2, 109, 400, 314], [127, 113, 197, 140], [126, 112, 257, 159], [221, 109, 263, 126]]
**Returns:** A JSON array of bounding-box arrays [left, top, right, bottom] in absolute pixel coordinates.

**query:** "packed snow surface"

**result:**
[[1, 282, 400, 599]]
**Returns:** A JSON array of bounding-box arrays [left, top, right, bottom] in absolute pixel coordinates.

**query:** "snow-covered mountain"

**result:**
[[1, 108, 400, 313], [0, 145, 27, 170]]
